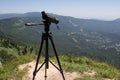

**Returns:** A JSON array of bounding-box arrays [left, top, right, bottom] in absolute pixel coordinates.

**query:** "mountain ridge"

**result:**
[[0, 12, 120, 21]]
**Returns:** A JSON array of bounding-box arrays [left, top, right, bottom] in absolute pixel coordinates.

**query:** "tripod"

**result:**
[[32, 21, 65, 80]]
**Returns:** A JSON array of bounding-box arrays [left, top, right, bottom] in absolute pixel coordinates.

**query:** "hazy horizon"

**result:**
[[0, 0, 120, 20]]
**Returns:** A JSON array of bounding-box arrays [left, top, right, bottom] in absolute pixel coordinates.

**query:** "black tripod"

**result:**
[[32, 20, 65, 80]]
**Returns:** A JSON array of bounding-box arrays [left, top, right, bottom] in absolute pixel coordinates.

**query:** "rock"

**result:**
[[0, 61, 2, 67]]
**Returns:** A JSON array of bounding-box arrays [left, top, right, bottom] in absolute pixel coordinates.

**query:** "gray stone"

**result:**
[[0, 61, 2, 67]]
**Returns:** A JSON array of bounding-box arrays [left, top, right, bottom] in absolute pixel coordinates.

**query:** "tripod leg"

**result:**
[[45, 65, 47, 80], [45, 33, 49, 69], [49, 36, 65, 80], [33, 37, 44, 80], [44, 33, 49, 80]]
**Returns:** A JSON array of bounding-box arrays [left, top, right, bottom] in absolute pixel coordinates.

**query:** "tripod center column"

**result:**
[[44, 21, 51, 69]]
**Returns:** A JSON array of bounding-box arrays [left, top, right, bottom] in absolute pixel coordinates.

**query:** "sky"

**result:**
[[0, 0, 120, 20]]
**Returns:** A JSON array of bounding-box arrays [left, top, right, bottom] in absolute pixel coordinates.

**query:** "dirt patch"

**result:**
[[104, 78, 115, 80], [18, 61, 81, 80], [83, 70, 96, 76]]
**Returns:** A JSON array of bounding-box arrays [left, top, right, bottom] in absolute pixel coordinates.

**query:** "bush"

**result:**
[[0, 50, 16, 64]]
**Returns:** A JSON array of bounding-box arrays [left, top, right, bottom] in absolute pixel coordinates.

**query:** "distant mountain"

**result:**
[[114, 18, 120, 23], [0, 12, 41, 20], [0, 12, 120, 68], [0, 13, 22, 19]]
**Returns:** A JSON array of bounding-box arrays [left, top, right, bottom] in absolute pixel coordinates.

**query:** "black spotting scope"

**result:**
[[41, 11, 59, 24]]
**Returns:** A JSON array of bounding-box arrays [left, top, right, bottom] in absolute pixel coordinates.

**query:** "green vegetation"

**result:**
[[0, 37, 37, 79], [0, 54, 36, 80], [59, 56, 120, 80], [0, 50, 16, 64]]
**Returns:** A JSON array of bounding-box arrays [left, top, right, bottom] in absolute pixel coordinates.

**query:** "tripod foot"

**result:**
[[45, 75, 47, 78], [32, 76, 35, 80], [33, 71, 37, 80]]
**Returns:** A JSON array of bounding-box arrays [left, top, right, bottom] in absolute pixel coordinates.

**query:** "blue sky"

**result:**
[[0, 0, 120, 20]]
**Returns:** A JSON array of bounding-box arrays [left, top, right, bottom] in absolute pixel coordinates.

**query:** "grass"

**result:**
[[75, 75, 103, 80], [58, 56, 120, 80], [0, 54, 36, 80]]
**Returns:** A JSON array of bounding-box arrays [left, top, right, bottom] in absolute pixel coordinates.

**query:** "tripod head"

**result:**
[[25, 11, 60, 32]]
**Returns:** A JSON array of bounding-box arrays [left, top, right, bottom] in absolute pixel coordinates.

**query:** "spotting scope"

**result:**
[[25, 11, 59, 26]]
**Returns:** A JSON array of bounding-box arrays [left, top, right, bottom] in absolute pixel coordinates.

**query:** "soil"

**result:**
[[18, 61, 81, 80], [18, 61, 114, 80]]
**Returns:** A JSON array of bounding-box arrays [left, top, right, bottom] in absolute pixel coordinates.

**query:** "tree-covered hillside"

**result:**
[[0, 36, 36, 66], [0, 13, 120, 69]]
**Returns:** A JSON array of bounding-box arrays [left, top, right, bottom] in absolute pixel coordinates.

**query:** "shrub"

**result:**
[[0, 50, 16, 64]]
